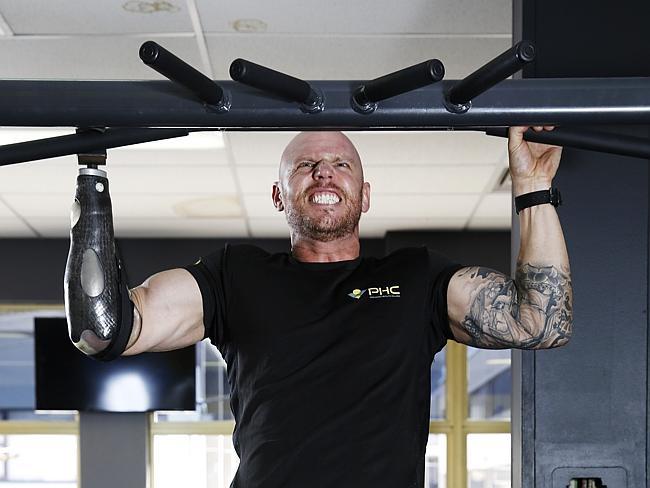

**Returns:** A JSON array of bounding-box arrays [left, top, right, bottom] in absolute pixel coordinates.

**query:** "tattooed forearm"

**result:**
[[460, 263, 573, 349]]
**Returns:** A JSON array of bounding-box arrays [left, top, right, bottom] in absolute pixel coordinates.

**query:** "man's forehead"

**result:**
[[283, 132, 359, 161]]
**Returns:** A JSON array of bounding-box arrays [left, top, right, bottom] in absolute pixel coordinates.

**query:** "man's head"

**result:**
[[272, 131, 371, 243]]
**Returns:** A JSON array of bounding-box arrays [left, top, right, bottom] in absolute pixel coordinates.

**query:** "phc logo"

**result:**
[[348, 286, 400, 299]]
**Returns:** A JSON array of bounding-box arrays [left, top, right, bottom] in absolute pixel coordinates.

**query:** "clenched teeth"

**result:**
[[311, 192, 340, 204]]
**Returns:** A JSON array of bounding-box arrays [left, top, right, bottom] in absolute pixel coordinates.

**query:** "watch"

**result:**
[[514, 188, 562, 214]]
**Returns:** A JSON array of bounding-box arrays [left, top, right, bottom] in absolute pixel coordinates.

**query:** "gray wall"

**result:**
[[515, 0, 650, 486]]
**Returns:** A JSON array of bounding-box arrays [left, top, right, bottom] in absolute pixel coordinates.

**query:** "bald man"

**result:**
[[121, 128, 573, 487]]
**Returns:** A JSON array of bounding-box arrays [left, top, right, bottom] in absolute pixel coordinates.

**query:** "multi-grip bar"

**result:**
[[446, 40, 535, 109], [351, 59, 445, 114], [0, 128, 189, 166], [229, 59, 323, 113], [1, 40, 650, 165], [139, 41, 229, 111]]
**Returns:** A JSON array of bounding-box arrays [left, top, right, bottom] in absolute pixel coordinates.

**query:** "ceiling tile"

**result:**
[[467, 193, 512, 229], [242, 195, 282, 219], [348, 132, 508, 166], [0, 148, 228, 169], [472, 193, 512, 218], [227, 131, 507, 167], [0, 36, 203, 80], [205, 35, 511, 80], [0, 0, 193, 35], [236, 166, 281, 193], [0, 165, 78, 194], [0, 197, 16, 217], [108, 165, 235, 194], [27, 216, 249, 238], [362, 166, 494, 193], [227, 132, 298, 166], [196, 0, 510, 35], [107, 149, 230, 166], [0, 165, 235, 195], [368, 194, 480, 218], [0, 216, 35, 237], [3, 193, 242, 219]]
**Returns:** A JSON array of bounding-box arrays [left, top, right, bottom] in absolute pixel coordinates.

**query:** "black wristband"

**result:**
[[515, 188, 562, 214]]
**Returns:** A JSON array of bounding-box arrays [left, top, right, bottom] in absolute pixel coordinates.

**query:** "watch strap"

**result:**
[[515, 188, 562, 214]]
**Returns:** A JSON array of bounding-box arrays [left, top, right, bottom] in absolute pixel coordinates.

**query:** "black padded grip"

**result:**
[[64, 169, 133, 361]]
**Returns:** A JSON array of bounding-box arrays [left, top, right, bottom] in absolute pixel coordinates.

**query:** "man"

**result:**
[[96, 127, 574, 487]]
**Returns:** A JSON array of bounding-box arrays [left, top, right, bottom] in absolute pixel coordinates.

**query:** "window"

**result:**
[[0, 308, 79, 488], [153, 340, 512, 488]]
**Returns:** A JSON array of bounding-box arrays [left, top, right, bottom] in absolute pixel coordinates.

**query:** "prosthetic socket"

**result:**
[[64, 168, 133, 361]]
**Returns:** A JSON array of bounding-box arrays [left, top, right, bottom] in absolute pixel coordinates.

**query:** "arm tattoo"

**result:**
[[460, 263, 573, 349]]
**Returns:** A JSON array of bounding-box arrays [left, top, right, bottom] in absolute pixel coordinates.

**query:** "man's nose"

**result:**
[[313, 161, 334, 179]]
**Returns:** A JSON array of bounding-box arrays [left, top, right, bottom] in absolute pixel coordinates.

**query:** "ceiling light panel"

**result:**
[[367, 194, 480, 219], [196, 0, 510, 35], [0, 0, 193, 35], [227, 132, 508, 167]]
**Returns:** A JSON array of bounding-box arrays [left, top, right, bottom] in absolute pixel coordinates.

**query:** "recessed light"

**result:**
[[232, 19, 268, 33], [173, 196, 242, 218], [122, 1, 180, 14]]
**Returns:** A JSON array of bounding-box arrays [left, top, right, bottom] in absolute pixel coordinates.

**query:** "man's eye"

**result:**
[[337, 162, 350, 168], [298, 161, 315, 168]]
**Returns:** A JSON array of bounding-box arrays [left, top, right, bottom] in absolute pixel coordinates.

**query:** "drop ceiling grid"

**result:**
[[194, 0, 511, 35], [0, 216, 35, 237], [0, 35, 203, 80], [0, 1, 195, 35]]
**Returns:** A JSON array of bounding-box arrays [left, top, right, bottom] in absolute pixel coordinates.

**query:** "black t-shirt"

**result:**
[[186, 244, 462, 488]]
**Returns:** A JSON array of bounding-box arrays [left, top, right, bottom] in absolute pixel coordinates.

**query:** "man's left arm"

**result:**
[[446, 126, 573, 350]]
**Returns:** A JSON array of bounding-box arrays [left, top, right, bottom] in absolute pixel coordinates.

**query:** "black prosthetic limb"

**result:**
[[64, 144, 133, 361]]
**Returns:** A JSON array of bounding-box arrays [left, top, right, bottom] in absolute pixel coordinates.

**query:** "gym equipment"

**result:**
[[0, 40, 649, 166]]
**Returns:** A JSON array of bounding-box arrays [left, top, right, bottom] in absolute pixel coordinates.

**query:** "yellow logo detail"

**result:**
[[348, 285, 401, 299], [348, 288, 366, 299]]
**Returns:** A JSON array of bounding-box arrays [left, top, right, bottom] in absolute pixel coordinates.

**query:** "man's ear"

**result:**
[[361, 181, 371, 213], [272, 182, 284, 211]]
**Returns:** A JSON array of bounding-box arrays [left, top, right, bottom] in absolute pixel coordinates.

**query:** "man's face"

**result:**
[[273, 132, 370, 242]]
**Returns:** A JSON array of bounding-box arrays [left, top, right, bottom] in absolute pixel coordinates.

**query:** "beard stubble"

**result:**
[[285, 185, 363, 242]]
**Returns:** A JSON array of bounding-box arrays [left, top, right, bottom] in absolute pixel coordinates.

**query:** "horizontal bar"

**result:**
[[0, 128, 190, 166], [0, 78, 649, 128], [139, 41, 226, 108], [485, 127, 650, 160]]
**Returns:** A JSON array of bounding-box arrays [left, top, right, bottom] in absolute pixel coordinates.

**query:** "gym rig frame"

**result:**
[[0, 40, 649, 166]]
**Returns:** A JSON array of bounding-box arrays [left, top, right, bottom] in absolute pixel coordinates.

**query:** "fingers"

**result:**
[[532, 125, 555, 131]]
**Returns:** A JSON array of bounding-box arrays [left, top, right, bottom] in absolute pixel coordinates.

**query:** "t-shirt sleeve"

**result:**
[[183, 247, 228, 347], [428, 248, 464, 342]]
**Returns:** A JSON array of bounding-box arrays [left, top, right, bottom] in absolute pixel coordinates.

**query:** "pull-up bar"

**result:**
[[1, 77, 648, 128], [1, 40, 650, 166]]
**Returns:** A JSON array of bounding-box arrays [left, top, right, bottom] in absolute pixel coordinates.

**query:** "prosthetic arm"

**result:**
[[64, 146, 133, 361]]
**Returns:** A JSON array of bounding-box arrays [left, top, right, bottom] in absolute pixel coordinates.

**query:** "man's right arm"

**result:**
[[121, 268, 205, 356]]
